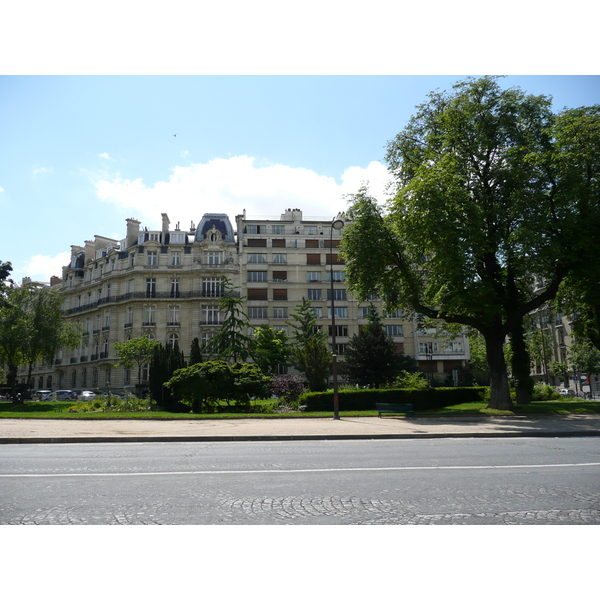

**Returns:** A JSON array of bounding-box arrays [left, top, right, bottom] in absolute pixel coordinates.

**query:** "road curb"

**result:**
[[2, 430, 600, 444]]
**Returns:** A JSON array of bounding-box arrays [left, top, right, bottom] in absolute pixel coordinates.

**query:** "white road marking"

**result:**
[[1, 462, 599, 478]]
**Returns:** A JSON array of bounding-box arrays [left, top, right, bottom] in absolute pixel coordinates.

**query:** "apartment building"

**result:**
[[19, 209, 470, 394]]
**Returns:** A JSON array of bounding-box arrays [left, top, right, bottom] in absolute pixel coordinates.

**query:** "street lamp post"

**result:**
[[330, 212, 345, 420]]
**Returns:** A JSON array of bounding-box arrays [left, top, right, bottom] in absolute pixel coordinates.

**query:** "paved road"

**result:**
[[1, 437, 598, 524]]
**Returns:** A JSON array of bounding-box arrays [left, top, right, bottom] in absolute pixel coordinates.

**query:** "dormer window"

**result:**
[[170, 232, 185, 244]]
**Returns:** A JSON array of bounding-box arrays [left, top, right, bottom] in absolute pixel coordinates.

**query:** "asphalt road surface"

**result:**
[[1, 437, 599, 524]]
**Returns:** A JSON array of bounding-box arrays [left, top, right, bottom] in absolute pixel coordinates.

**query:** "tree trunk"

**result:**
[[510, 319, 534, 404], [485, 332, 514, 410]]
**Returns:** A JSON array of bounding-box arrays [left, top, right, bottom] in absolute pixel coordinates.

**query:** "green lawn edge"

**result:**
[[1, 399, 598, 420]]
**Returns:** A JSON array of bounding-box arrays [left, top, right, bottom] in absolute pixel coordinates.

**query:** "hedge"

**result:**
[[301, 387, 487, 412]]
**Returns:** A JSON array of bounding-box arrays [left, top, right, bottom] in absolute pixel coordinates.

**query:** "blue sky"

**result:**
[[2, 75, 599, 284]]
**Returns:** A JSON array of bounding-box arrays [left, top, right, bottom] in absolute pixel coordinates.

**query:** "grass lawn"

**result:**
[[0, 398, 598, 419]]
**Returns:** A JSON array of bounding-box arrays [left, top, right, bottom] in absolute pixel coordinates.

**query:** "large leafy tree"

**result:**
[[114, 336, 160, 394], [288, 297, 331, 392], [249, 326, 290, 375], [0, 281, 79, 399], [342, 77, 600, 410], [344, 306, 415, 388]]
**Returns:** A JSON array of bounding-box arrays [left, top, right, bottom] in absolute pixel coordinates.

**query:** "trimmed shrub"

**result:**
[[301, 387, 487, 412]]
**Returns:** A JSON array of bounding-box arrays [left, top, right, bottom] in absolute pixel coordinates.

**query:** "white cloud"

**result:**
[[20, 252, 71, 283], [0, 186, 4, 192], [99, 152, 112, 160], [32, 166, 53, 176], [93, 156, 392, 229]]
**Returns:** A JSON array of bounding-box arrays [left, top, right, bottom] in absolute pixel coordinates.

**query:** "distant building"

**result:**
[[18, 209, 470, 394]]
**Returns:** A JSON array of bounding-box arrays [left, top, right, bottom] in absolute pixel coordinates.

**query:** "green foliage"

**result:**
[[203, 281, 252, 363], [165, 360, 272, 413], [0, 282, 80, 397], [531, 383, 561, 402], [189, 337, 202, 366], [288, 297, 331, 391], [114, 337, 160, 391], [568, 338, 600, 375], [395, 370, 429, 390], [301, 387, 487, 412], [342, 77, 600, 411], [344, 306, 415, 388], [148, 342, 186, 410], [67, 394, 153, 413], [249, 326, 290, 375]]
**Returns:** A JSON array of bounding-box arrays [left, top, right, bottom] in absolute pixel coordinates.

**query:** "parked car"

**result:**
[[80, 390, 96, 400], [560, 389, 575, 397], [47, 390, 76, 401], [32, 390, 52, 401]]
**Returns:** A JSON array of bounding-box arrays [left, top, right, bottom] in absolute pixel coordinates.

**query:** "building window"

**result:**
[[419, 342, 439, 354], [307, 271, 321, 282], [170, 278, 180, 297], [71, 370, 77, 388], [312, 307, 323, 318], [147, 251, 158, 266], [386, 325, 404, 336], [144, 305, 156, 325], [307, 289, 322, 301], [272, 253, 287, 264], [202, 277, 224, 297], [326, 253, 344, 265], [248, 239, 267, 247], [307, 254, 321, 265], [329, 325, 349, 337], [170, 232, 185, 244], [248, 271, 268, 282], [271, 225, 285, 235], [273, 288, 288, 300], [248, 307, 268, 319], [146, 277, 156, 298], [202, 305, 221, 325], [248, 253, 267, 264], [124, 368, 130, 384], [273, 307, 288, 319], [327, 289, 347, 301], [443, 341, 464, 354], [171, 251, 182, 266], [326, 271, 346, 283], [328, 307, 348, 318], [304, 226, 317, 235], [246, 225, 260, 234], [142, 363, 149, 382], [126, 306, 134, 326], [82, 369, 87, 387], [383, 309, 402, 318], [272, 238, 286, 248], [272, 271, 287, 282], [167, 333, 179, 348], [168, 305, 180, 325], [105, 367, 111, 384], [247, 289, 268, 300], [206, 251, 222, 265]]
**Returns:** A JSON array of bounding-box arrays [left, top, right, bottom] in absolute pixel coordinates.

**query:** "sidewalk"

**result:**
[[2, 414, 600, 444]]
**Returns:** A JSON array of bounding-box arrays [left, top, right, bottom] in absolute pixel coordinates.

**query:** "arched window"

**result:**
[[167, 333, 179, 348], [71, 370, 77, 388]]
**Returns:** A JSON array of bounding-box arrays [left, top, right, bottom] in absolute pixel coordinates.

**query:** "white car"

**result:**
[[560, 389, 575, 397], [32, 390, 52, 400], [80, 390, 96, 400], [46, 390, 76, 401]]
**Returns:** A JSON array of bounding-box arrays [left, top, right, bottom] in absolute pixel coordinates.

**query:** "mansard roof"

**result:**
[[195, 214, 235, 242]]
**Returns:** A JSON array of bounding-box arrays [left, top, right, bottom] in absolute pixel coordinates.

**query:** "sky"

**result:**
[[1, 4, 599, 286]]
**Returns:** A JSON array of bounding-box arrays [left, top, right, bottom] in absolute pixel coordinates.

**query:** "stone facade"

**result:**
[[19, 209, 470, 394]]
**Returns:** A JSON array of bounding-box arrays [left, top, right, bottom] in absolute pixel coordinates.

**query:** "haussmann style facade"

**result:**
[[18, 209, 471, 396]]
